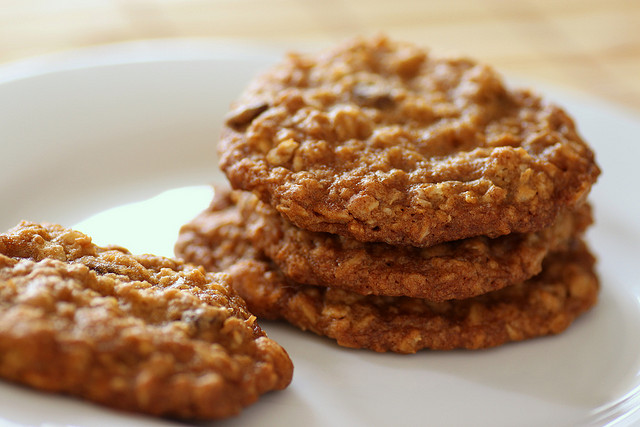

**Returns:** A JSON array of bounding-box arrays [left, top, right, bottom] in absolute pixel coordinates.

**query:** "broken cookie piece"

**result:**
[[0, 221, 293, 419]]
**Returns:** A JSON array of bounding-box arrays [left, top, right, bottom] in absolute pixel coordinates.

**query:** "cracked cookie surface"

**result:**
[[219, 35, 600, 246], [0, 222, 293, 419]]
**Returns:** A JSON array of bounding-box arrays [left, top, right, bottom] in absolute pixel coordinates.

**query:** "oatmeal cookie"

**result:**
[[219, 35, 600, 246], [199, 188, 591, 301], [175, 203, 599, 353], [0, 222, 293, 419]]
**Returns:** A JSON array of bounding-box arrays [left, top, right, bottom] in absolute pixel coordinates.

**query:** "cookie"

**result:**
[[177, 187, 592, 301], [0, 222, 293, 419], [175, 203, 599, 353], [219, 35, 600, 246]]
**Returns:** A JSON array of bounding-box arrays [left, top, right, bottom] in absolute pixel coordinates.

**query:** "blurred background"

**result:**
[[0, 0, 638, 113]]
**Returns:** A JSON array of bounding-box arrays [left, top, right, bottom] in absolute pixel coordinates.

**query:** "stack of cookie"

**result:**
[[176, 36, 601, 353]]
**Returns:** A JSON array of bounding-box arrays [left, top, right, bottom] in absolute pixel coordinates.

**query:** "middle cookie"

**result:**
[[178, 188, 591, 302]]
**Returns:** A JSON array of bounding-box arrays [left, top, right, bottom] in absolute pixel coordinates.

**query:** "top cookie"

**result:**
[[219, 35, 600, 246]]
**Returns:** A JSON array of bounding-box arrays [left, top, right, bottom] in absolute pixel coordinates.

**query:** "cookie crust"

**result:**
[[219, 35, 600, 246], [175, 204, 599, 353], [0, 222, 293, 419], [204, 188, 591, 300]]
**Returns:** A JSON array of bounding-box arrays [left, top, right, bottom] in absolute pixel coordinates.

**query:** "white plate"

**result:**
[[1, 40, 640, 427]]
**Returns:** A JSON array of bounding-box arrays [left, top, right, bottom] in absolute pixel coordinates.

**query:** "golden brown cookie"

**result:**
[[0, 222, 293, 419], [219, 35, 600, 246], [177, 187, 592, 301], [175, 203, 599, 353]]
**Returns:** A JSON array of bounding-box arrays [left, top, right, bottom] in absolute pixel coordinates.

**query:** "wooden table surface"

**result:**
[[0, 0, 639, 114]]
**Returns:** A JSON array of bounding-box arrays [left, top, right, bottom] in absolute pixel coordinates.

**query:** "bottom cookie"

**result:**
[[176, 201, 599, 354]]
